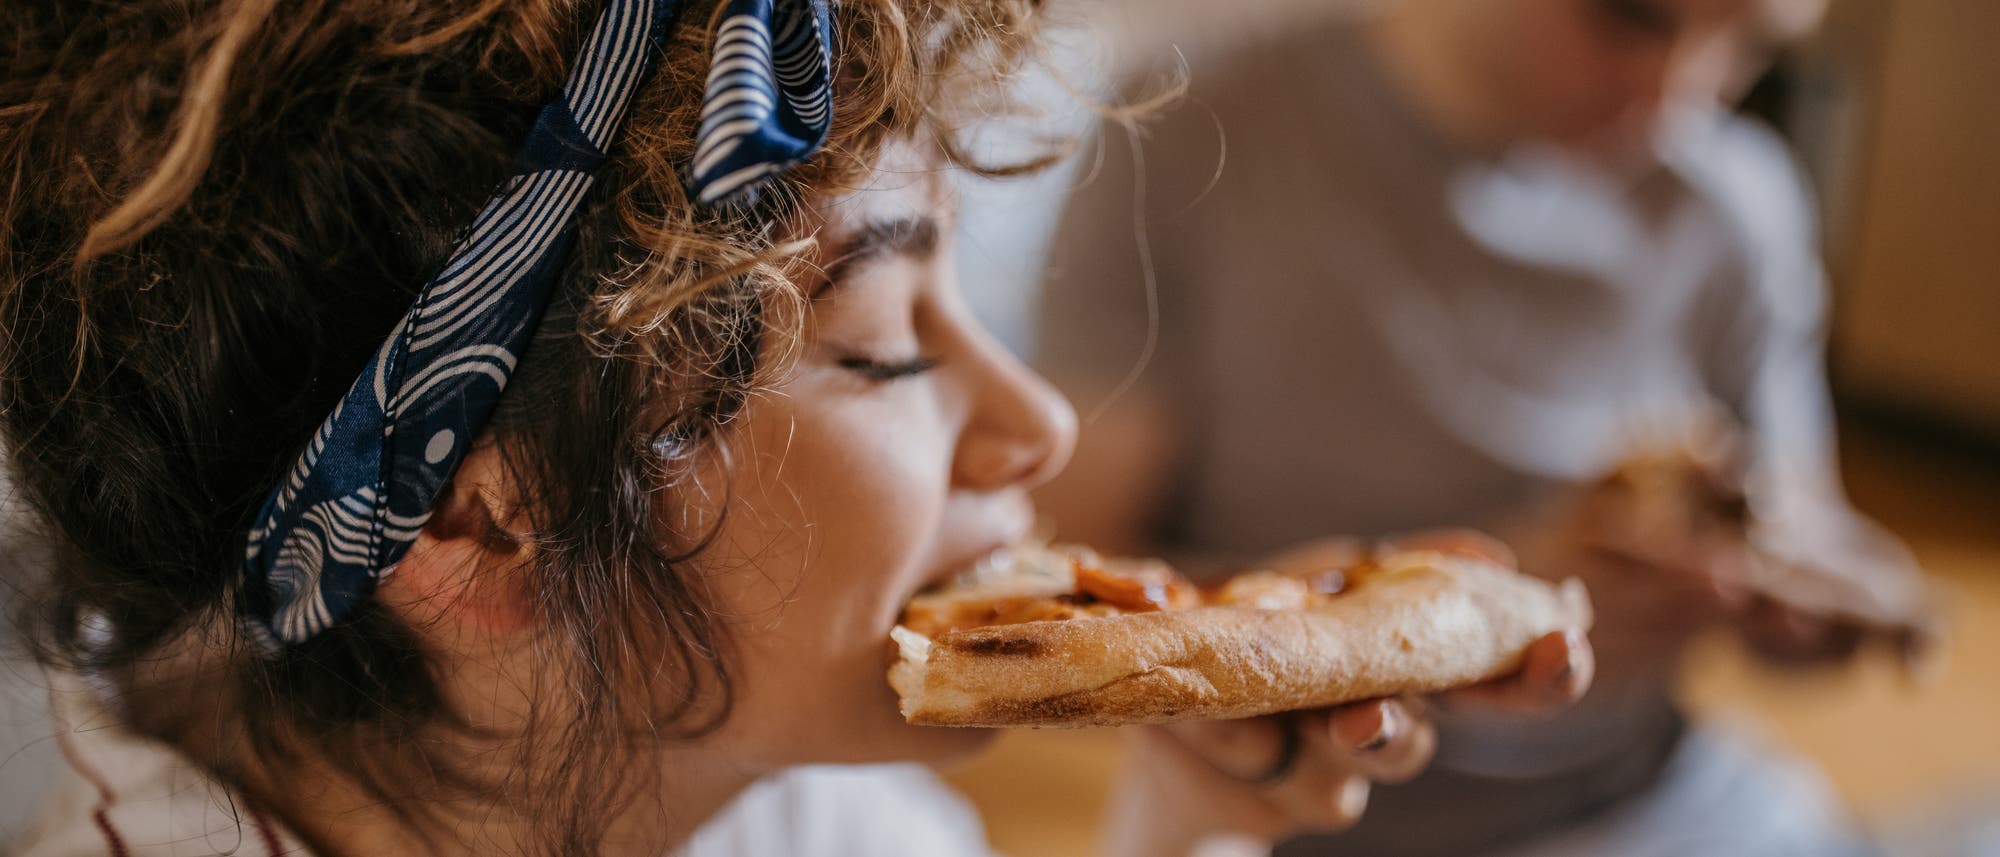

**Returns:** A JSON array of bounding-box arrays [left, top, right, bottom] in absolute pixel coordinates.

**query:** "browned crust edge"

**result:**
[[893, 556, 1590, 728]]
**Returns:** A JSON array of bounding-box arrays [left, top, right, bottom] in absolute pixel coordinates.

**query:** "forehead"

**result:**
[[819, 139, 954, 235]]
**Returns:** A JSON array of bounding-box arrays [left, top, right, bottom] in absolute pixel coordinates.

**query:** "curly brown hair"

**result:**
[[0, 0, 1060, 851]]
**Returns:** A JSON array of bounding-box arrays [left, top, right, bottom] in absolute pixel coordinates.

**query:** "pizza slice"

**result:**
[[1586, 434, 1935, 663], [889, 536, 1591, 728]]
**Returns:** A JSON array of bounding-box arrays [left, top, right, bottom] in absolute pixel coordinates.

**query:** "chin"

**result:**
[[893, 718, 1003, 766], [762, 687, 1002, 767], [861, 683, 1003, 765]]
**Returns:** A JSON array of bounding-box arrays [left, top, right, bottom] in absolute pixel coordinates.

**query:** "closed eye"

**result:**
[[1595, 0, 1675, 38], [838, 355, 940, 381]]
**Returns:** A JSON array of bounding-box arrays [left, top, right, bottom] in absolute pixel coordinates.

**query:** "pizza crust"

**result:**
[[892, 552, 1590, 728]]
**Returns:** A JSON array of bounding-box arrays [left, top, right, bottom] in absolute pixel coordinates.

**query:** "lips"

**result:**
[[918, 542, 1021, 596], [887, 544, 1024, 670], [915, 494, 1037, 590]]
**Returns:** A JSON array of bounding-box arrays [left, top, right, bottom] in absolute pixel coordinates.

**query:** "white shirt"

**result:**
[[15, 688, 995, 857]]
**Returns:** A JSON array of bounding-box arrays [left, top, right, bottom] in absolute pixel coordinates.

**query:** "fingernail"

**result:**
[[1359, 702, 1399, 751], [1557, 629, 1586, 681], [1555, 629, 1592, 696], [1337, 776, 1371, 820]]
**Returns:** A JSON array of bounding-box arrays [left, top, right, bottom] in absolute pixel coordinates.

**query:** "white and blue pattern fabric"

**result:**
[[691, 0, 836, 204], [242, 0, 838, 648]]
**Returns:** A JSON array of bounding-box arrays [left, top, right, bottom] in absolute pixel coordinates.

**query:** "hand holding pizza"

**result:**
[[889, 533, 1595, 855], [1106, 627, 1589, 856]]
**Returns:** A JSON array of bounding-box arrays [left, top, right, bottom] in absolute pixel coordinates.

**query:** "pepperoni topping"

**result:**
[[1074, 561, 1198, 612], [1212, 571, 1312, 609], [900, 593, 1121, 637], [1384, 529, 1516, 568]]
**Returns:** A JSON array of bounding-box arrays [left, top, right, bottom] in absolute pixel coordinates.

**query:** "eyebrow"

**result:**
[[818, 216, 940, 294]]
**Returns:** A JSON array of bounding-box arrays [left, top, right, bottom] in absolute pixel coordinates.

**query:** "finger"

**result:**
[[1334, 697, 1436, 784], [1742, 595, 1821, 657], [1326, 698, 1396, 752], [1128, 725, 1293, 840], [1742, 597, 1865, 665], [1440, 629, 1593, 715], [1264, 712, 1373, 831], [1160, 714, 1296, 783], [1692, 540, 1758, 611], [1899, 621, 1948, 686], [1820, 618, 1866, 661]]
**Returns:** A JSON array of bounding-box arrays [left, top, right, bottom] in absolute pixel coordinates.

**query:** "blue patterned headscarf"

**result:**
[[240, 0, 837, 648]]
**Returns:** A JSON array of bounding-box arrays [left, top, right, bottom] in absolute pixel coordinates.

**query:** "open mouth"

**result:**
[[886, 542, 1072, 669], [912, 540, 1072, 599]]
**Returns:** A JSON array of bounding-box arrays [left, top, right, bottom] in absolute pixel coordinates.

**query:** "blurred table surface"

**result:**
[[945, 420, 2000, 857]]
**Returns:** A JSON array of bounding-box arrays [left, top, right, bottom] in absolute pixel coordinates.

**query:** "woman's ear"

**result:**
[[377, 441, 536, 640]]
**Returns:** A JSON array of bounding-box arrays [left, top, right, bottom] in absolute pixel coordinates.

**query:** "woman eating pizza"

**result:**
[[0, 1, 1591, 854]]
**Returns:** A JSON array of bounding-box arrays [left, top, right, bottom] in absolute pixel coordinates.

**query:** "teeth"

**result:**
[[891, 624, 933, 656], [950, 543, 1075, 593], [978, 546, 1012, 571], [960, 546, 1017, 586]]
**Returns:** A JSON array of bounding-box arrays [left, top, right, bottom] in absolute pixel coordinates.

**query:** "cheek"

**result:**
[[695, 388, 968, 761], [728, 399, 951, 624], [700, 392, 956, 712], [1504, 3, 1633, 131]]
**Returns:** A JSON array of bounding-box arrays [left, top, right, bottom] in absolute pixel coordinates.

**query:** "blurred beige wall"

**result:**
[[957, 0, 1383, 354], [1820, 1, 2000, 436]]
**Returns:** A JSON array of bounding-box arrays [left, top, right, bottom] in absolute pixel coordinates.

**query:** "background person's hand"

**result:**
[[1499, 498, 1749, 686], [1737, 514, 1940, 674], [1475, 426, 1764, 685], [1499, 452, 1938, 689]]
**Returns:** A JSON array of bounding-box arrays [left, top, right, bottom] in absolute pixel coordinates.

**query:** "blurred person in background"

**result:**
[[1035, 0, 1934, 854]]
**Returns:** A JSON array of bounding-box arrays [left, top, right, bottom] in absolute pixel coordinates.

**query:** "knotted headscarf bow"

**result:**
[[241, 0, 837, 647]]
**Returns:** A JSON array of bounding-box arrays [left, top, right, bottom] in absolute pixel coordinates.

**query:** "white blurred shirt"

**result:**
[[15, 686, 994, 857]]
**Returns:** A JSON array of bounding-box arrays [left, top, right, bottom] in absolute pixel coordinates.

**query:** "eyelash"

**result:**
[[837, 354, 940, 382], [1596, 0, 1673, 37]]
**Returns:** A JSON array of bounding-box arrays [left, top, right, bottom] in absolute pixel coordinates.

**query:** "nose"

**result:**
[[953, 334, 1078, 493], [1630, 36, 1734, 133], [1620, 46, 1676, 126]]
